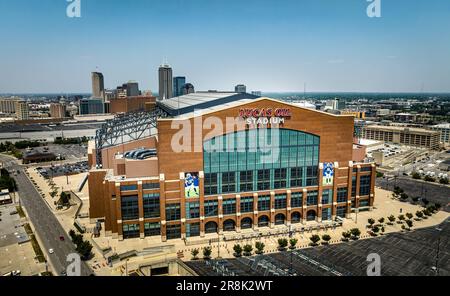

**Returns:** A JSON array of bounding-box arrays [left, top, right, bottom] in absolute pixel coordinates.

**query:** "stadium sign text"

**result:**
[[239, 108, 291, 125]]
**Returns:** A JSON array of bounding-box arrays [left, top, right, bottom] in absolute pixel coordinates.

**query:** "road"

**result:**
[[0, 155, 92, 276], [376, 176, 450, 212]]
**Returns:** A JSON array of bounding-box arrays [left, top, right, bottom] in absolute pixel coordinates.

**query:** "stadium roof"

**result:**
[[156, 91, 260, 117]]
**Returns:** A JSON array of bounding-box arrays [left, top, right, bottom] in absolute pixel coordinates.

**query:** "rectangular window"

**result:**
[[122, 224, 140, 239], [240, 197, 254, 213], [258, 195, 271, 211], [291, 192, 303, 208], [204, 200, 218, 217], [186, 201, 200, 219], [143, 183, 160, 190], [143, 193, 160, 218], [360, 166, 372, 172], [222, 199, 236, 215], [239, 171, 254, 192], [120, 184, 137, 191], [222, 172, 236, 194], [204, 173, 218, 196], [351, 176, 357, 197], [144, 222, 160, 237], [359, 199, 370, 207], [186, 223, 200, 238], [166, 224, 181, 240], [322, 189, 333, 205], [337, 188, 348, 203], [290, 167, 303, 188], [274, 194, 287, 209], [121, 195, 139, 221], [274, 168, 287, 189], [306, 191, 318, 206], [359, 175, 371, 196], [306, 166, 318, 186], [257, 169, 270, 191], [165, 203, 181, 221], [336, 206, 347, 218], [322, 208, 332, 221]]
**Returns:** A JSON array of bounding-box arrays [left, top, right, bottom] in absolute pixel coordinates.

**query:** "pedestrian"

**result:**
[[400, 208, 403, 214]]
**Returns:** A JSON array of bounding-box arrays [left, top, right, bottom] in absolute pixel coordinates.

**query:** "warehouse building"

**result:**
[[88, 95, 375, 241]]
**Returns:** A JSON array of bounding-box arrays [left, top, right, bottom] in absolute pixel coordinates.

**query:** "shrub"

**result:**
[[203, 247, 212, 260], [233, 244, 243, 257], [191, 249, 199, 260], [350, 228, 361, 239], [342, 231, 351, 241], [388, 215, 396, 224], [412, 172, 421, 179], [255, 242, 265, 255], [243, 244, 253, 256], [322, 234, 331, 244], [400, 193, 409, 201], [277, 238, 288, 250], [398, 215, 405, 221], [378, 217, 385, 224], [415, 211, 423, 219], [368, 218, 375, 227], [439, 178, 449, 185], [310, 234, 321, 246], [372, 226, 380, 233], [405, 220, 413, 229], [406, 213, 413, 220], [424, 175, 435, 182], [289, 238, 298, 250]]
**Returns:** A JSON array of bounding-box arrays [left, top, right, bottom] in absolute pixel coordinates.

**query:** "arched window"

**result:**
[[205, 221, 218, 234], [291, 212, 301, 224], [306, 210, 316, 221], [203, 129, 320, 195], [275, 213, 285, 225], [241, 217, 253, 229], [258, 215, 270, 227], [223, 219, 236, 232]]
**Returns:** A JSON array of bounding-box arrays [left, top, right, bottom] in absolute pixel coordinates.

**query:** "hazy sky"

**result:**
[[0, 0, 449, 93]]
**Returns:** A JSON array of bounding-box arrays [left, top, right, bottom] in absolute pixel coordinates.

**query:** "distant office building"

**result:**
[[251, 91, 262, 96], [341, 110, 366, 119], [394, 113, 417, 123], [104, 90, 116, 102], [15, 100, 29, 120], [362, 125, 440, 150], [110, 95, 156, 114], [158, 64, 173, 100], [50, 103, 66, 118], [79, 99, 104, 115], [173, 76, 186, 97], [182, 83, 195, 95], [92, 72, 105, 100], [0, 98, 19, 114], [235, 84, 247, 93], [431, 123, 450, 145], [124, 81, 140, 97], [325, 98, 345, 111], [376, 109, 391, 116]]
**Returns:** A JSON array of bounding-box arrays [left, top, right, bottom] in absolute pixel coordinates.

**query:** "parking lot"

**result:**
[[36, 161, 89, 179], [187, 218, 450, 276], [21, 144, 87, 163], [0, 203, 45, 276]]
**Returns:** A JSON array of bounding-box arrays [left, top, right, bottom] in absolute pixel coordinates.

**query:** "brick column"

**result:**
[[138, 181, 144, 239], [270, 191, 275, 228], [179, 172, 186, 239], [236, 195, 241, 233], [370, 164, 376, 210], [199, 171, 205, 237], [302, 188, 307, 224], [159, 174, 167, 242], [253, 193, 258, 230], [286, 190, 292, 225], [218, 196, 223, 234], [115, 183, 123, 240]]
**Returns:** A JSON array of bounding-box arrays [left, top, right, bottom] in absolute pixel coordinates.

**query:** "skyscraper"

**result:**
[[182, 83, 195, 95], [158, 63, 173, 100], [235, 84, 247, 93], [91, 72, 105, 100], [173, 76, 186, 97], [15, 100, 29, 120]]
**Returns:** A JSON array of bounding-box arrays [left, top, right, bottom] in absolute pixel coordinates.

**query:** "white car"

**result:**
[[49, 248, 54, 254]]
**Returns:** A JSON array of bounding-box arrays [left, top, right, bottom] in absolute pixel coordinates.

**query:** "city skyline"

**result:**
[[0, 0, 450, 93]]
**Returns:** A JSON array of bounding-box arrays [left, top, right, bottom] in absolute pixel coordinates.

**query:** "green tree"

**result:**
[[203, 246, 212, 260], [398, 214, 405, 222], [255, 242, 265, 255], [368, 218, 375, 228], [405, 220, 413, 229], [406, 213, 413, 220], [76, 240, 93, 259], [372, 226, 380, 234], [412, 172, 421, 179], [233, 244, 243, 257], [388, 215, 396, 224], [424, 175, 435, 182], [277, 238, 288, 250], [322, 234, 331, 244], [289, 238, 298, 250], [309, 234, 321, 246], [243, 244, 253, 256], [342, 231, 351, 241], [415, 210, 423, 219], [439, 178, 449, 185], [191, 249, 199, 260], [378, 217, 385, 224], [350, 228, 361, 239]]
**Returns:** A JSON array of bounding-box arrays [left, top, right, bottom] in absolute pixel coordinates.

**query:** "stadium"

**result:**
[[87, 92, 375, 241]]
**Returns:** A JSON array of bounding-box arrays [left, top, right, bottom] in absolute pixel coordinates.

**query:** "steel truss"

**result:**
[[95, 111, 158, 166]]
